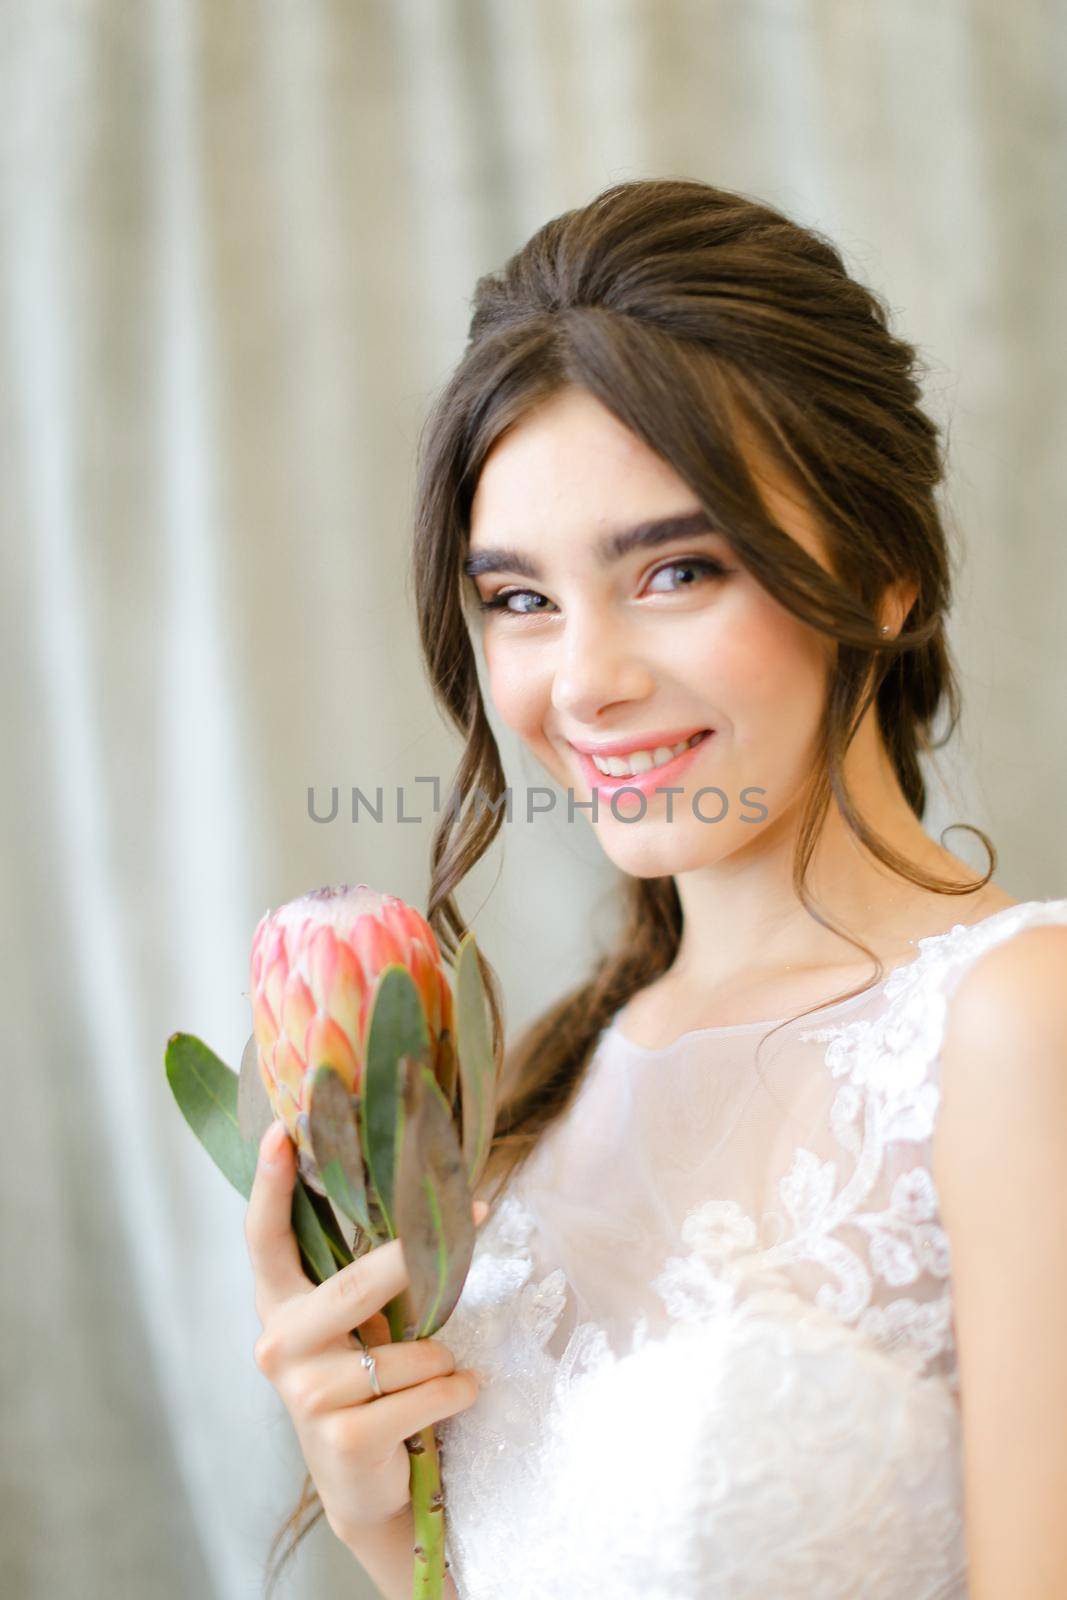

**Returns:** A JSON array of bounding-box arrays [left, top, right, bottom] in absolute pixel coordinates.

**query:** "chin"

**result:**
[[597, 826, 732, 879]]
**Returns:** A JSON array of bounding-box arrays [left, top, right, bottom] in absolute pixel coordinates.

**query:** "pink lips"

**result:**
[[568, 726, 712, 758], [575, 729, 715, 797]]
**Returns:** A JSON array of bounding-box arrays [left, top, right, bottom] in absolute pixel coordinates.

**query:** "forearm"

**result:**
[[345, 1506, 460, 1600]]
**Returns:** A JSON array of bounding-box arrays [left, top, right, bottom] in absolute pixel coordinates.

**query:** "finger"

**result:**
[[281, 1235, 412, 1358], [327, 1203, 489, 1350], [292, 1337, 458, 1414], [356, 1370, 482, 1460], [244, 1119, 311, 1318], [343, 1199, 489, 1352]]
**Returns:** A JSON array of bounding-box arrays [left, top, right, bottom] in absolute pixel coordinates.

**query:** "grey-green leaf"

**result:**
[[454, 933, 498, 1188], [294, 1179, 354, 1281], [361, 965, 432, 1237], [433, 1024, 457, 1107], [394, 1059, 476, 1339], [166, 1031, 350, 1283], [237, 1031, 275, 1147], [166, 1032, 258, 1199], [307, 1065, 372, 1233]]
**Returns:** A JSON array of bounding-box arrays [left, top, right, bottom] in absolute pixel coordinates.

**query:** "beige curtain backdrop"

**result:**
[[3, 2, 1064, 1597]]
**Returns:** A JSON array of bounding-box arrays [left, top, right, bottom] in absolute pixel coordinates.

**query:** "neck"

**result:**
[[668, 704, 989, 987]]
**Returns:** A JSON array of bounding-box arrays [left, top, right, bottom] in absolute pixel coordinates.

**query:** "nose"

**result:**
[[549, 605, 655, 724]]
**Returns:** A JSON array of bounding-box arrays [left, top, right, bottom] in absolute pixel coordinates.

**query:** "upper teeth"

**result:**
[[590, 731, 705, 777]]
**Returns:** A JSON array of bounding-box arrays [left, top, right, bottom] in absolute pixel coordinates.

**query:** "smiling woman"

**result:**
[[461, 384, 858, 852], [269, 177, 1067, 1599]]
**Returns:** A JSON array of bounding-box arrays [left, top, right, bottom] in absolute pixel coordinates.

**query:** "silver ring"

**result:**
[[361, 1349, 384, 1399]]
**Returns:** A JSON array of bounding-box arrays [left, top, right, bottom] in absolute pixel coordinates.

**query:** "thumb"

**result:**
[[246, 1118, 307, 1308], [472, 1198, 490, 1227], [258, 1116, 293, 1177]]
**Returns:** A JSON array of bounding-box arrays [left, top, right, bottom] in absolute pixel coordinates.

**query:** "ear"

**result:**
[[880, 573, 919, 635]]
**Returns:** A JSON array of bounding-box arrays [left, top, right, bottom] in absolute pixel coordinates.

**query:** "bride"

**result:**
[[247, 177, 1067, 1598]]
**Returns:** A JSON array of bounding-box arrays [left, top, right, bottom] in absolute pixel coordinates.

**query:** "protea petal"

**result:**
[[273, 1038, 305, 1104], [380, 898, 416, 960], [257, 1048, 277, 1096], [252, 992, 279, 1054], [351, 913, 404, 982], [323, 939, 365, 1055], [281, 970, 316, 1061], [262, 948, 289, 1027], [384, 897, 441, 964], [305, 1012, 359, 1091], [248, 885, 456, 1164], [408, 938, 440, 1034], [306, 924, 340, 1012], [413, 907, 443, 961], [275, 1080, 301, 1134], [250, 912, 272, 988], [436, 967, 454, 1036], [287, 914, 314, 969]]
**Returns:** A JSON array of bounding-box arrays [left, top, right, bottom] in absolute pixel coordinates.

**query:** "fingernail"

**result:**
[[259, 1119, 286, 1167]]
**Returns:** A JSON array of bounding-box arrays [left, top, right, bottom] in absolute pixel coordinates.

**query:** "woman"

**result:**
[[247, 178, 1067, 1598]]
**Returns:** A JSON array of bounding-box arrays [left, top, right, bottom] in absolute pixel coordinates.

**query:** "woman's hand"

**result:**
[[245, 1118, 487, 1549]]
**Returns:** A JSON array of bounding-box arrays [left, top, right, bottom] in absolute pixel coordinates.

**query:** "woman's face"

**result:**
[[464, 385, 836, 878]]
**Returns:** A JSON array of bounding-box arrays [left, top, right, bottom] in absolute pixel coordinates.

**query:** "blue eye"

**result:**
[[476, 590, 552, 616], [475, 556, 731, 618]]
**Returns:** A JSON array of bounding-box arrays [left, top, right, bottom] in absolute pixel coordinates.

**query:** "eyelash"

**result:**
[[475, 556, 732, 618]]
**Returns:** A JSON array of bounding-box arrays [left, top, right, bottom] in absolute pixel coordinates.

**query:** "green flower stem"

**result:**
[[385, 1292, 446, 1600]]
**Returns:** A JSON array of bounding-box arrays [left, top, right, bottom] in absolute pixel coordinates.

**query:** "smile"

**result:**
[[574, 729, 715, 794]]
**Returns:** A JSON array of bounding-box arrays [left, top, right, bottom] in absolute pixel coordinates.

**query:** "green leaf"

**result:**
[[237, 1031, 275, 1147], [454, 934, 498, 1188], [166, 1031, 351, 1283], [361, 965, 432, 1237], [394, 1059, 476, 1339], [294, 1179, 354, 1281], [165, 1032, 258, 1199], [307, 1065, 372, 1233]]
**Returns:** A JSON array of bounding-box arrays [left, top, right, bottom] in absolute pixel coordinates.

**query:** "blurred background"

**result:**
[[3, 2, 1065, 1596]]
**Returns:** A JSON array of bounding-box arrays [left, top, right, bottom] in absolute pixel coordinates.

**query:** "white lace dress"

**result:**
[[436, 897, 1067, 1599]]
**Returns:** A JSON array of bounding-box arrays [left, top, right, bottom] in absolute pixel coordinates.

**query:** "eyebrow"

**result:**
[[462, 509, 718, 580]]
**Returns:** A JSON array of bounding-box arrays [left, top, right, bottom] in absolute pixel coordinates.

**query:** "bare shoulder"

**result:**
[[943, 915, 1067, 1048], [928, 911, 1067, 1593], [932, 916, 1067, 1203]]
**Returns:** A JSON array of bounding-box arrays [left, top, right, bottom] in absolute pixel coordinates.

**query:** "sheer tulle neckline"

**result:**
[[603, 901, 1027, 1056]]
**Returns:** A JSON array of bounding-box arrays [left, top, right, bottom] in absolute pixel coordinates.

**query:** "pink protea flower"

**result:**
[[249, 883, 453, 1178]]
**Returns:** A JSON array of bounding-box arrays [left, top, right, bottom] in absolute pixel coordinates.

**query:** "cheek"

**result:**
[[481, 638, 551, 741], [696, 603, 828, 718]]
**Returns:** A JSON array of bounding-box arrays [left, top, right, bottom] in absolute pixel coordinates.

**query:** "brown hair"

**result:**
[[264, 175, 992, 1591]]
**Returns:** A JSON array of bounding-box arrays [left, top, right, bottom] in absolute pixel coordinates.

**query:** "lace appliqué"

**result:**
[[436, 1190, 621, 1596], [646, 931, 979, 1398], [434, 905, 1067, 1597], [438, 1188, 966, 1600]]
